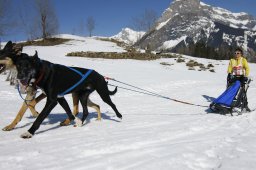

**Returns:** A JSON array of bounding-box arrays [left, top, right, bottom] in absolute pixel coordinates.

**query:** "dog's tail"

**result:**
[[108, 86, 117, 95], [106, 81, 117, 95]]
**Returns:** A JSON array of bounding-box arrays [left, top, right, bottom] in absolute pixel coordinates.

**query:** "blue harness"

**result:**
[[17, 66, 93, 101], [58, 67, 93, 97]]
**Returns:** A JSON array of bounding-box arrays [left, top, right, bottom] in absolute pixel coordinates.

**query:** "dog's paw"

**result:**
[[60, 119, 71, 126], [31, 112, 39, 118], [96, 117, 102, 121], [20, 131, 33, 139], [74, 117, 83, 127], [116, 113, 122, 119], [2, 125, 14, 131]]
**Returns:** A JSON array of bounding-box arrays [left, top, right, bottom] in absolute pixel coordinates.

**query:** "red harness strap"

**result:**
[[34, 67, 45, 86]]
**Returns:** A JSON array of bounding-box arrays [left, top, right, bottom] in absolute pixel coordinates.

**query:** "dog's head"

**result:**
[[15, 51, 41, 86], [0, 41, 23, 73]]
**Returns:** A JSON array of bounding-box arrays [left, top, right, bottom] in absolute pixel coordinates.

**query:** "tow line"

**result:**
[[105, 76, 208, 108]]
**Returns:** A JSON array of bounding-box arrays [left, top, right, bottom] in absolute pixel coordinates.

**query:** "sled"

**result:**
[[210, 78, 251, 115]]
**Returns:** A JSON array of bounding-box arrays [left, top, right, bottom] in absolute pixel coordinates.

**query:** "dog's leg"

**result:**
[[58, 97, 82, 127], [10, 69, 17, 85], [5, 70, 11, 81], [79, 92, 90, 124], [27, 93, 46, 117], [27, 99, 39, 117], [2, 102, 28, 131], [60, 93, 79, 126], [72, 93, 79, 115], [57, 97, 76, 126], [21, 99, 57, 138], [10, 75, 15, 85], [87, 98, 101, 121], [2, 93, 47, 131], [96, 86, 122, 119]]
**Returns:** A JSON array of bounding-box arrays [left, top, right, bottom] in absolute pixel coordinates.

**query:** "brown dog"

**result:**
[[1, 44, 101, 131], [2, 92, 101, 131]]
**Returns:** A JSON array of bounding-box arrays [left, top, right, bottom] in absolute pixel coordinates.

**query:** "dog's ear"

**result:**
[[31, 50, 40, 66], [12, 44, 23, 55], [33, 51, 40, 61], [3, 41, 13, 51], [33, 50, 38, 58]]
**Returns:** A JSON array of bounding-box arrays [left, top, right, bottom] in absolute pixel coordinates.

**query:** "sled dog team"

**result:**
[[0, 41, 251, 139], [0, 41, 122, 138]]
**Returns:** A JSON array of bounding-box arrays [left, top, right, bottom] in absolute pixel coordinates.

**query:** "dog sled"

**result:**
[[210, 78, 252, 115]]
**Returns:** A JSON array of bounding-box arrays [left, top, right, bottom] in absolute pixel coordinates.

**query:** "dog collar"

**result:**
[[33, 67, 45, 87]]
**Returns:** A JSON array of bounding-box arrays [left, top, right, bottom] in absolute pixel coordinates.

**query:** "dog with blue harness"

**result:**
[[1, 42, 122, 138], [0, 42, 103, 131]]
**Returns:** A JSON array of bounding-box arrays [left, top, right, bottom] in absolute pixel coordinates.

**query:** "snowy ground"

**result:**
[[1, 35, 256, 170]]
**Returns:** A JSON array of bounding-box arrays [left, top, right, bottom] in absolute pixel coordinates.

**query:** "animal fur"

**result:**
[[0, 42, 102, 132]]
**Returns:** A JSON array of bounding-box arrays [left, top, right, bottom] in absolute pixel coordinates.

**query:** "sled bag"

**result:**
[[211, 80, 241, 107]]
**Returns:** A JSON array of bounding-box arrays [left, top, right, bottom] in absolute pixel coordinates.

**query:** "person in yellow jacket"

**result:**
[[227, 47, 250, 111], [227, 47, 250, 84]]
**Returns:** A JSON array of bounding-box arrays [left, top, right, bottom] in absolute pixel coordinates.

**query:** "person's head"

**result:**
[[234, 47, 243, 59]]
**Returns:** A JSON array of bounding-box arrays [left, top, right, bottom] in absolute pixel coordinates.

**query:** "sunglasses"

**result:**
[[235, 52, 241, 55]]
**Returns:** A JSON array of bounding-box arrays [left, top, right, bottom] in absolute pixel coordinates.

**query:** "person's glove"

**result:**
[[242, 76, 248, 84]]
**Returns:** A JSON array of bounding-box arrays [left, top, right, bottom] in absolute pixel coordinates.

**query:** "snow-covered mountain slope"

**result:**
[[136, 0, 256, 59], [1, 35, 256, 170], [111, 28, 145, 45], [157, 0, 256, 31]]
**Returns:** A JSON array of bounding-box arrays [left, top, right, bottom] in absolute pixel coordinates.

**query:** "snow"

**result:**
[[253, 25, 256, 31], [200, 2, 210, 7], [156, 18, 171, 30], [229, 23, 239, 29], [161, 36, 187, 49], [233, 12, 248, 18], [1, 35, 256, 170], [111, 28, 145, 45], [200, 2, 252, 30], [26, 34, 126, 57], [211, 13, 249, 26], [223, 33, 235, 45]]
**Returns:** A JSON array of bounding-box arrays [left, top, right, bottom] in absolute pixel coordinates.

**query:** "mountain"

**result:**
[[111, 28, 145, 45], [135, 0, 256, 61]]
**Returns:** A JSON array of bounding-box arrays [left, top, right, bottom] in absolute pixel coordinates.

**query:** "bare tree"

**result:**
[[34, 0, 59, 39], [86, 16, 95, 37], [132, 9, 158, 31]]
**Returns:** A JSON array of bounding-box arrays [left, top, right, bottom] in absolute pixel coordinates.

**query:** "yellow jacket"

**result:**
[[227, 56, 250, 76]]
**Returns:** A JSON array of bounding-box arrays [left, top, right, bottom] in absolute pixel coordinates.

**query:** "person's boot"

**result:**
[[245, 105, 251, 112]]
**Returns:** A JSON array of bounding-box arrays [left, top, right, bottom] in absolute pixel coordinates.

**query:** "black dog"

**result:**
[[0, 42, 82, 135], [3, 42, 122, 138]]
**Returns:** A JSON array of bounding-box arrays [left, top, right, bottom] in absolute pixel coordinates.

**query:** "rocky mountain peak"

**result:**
[[158, 0, 200, 24], [135, 0, 256, 61], [172, 0, 200, 12], [111, 28, 145, 45]]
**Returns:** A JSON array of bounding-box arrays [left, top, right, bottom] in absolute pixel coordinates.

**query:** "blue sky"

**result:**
[[52, 0, 256, 37], [2, 0, 256, 41]]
